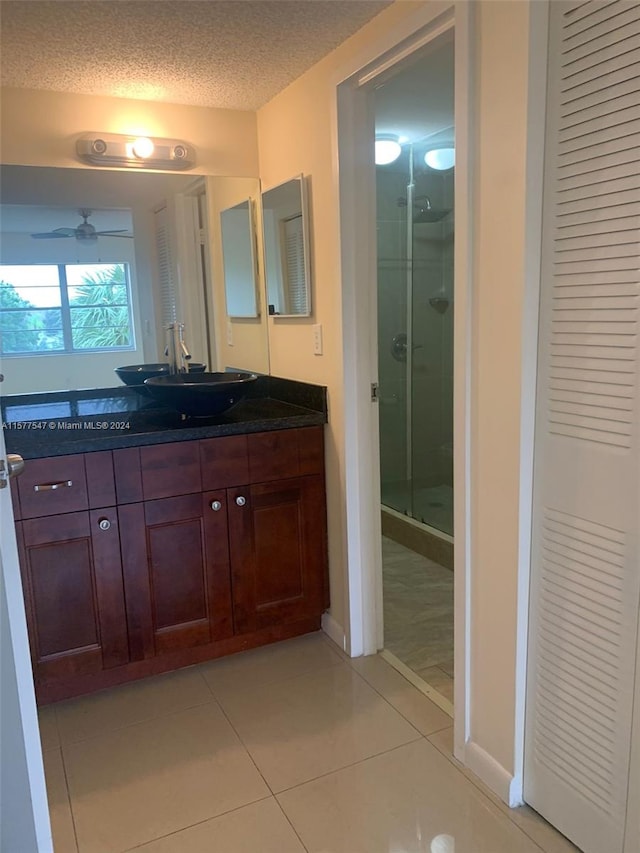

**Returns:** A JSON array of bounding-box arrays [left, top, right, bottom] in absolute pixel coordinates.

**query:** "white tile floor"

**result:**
[[38, 632, 581, 853]]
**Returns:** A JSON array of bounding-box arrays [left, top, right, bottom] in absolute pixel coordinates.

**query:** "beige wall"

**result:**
[[470, 0, 536, 780], [257, 0, 538, 789], [258, 0, 429, 644], [0, 87, 258, 176]]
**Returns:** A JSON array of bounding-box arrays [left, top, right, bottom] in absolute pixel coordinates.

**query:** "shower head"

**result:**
[[414, 207, 450, 223], [413, 195, 450, 223]]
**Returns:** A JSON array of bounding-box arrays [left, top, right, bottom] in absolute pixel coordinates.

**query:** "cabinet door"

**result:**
[[229, 475, 328, 634], [119, 492, 233, 659], [16, 509, 129, 683]]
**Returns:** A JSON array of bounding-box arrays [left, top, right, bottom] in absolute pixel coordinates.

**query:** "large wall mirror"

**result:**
[[220, 198, 259, 318], [261, 175, 311, 317], [0, 165, 269, 396]]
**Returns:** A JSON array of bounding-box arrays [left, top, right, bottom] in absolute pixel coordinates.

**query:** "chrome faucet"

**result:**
[[165, 322, 192, 374]]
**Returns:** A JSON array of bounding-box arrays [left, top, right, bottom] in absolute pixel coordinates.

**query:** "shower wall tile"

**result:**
[[376, 169, 408, 221], [377, 159, 455, 503], [379, 376, 407, 487], [377, 220, 406, 263]]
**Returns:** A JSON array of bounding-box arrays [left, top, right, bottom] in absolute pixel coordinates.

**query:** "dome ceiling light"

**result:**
[[375, 135, 402, 166], [424, 147, 455, 171]]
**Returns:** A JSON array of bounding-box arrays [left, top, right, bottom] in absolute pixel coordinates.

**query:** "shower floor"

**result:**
[[382, 536, 454, 702], [381, 481, 453, 536]]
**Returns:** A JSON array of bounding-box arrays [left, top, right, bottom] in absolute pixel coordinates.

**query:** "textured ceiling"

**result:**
[[0, 0, 392, 110]]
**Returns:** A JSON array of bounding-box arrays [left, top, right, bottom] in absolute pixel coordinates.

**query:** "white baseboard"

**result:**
[[508, 773, 524, 808], [321, 611, 346, 652], [464, 741, 521, 807]]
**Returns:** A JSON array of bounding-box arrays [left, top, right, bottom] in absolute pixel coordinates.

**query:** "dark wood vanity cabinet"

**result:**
[[15, 507, 129, 683], [118, 491, 234, 660], [228, 477, 328, 634], [13, 427, 328, 702]]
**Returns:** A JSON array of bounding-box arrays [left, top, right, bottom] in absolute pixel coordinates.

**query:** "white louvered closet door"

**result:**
[[524, 3, 640, 852]]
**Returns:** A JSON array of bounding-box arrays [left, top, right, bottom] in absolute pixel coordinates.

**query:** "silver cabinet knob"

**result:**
[[98, 518, 111, 531], [235, 496, 246, 507], [210, 500, 222, 511]]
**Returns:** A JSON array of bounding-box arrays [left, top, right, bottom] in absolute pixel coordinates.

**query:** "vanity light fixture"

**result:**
[[375, 134, 402, 166], [424, 147, 455, 171], [76, 133, 195, 170]]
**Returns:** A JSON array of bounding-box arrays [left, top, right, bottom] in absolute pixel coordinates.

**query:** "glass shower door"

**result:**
[[377, 154, 411, 517], [409, 168, 454, 536]]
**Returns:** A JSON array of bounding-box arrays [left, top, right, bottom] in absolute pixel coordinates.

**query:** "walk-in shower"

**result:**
[[373, 31, 455, 704], [376, 140, 454, 543]]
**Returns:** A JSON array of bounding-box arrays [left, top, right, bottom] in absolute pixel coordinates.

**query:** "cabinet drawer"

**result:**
[[248, 426, 324, 483], [17, 454, 89, 518], [17, 452, 115, 518], [200, 435, 249, 489], [113, 442, 202, 503]]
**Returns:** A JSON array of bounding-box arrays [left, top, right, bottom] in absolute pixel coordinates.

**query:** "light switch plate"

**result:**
[[313, 324, 323, 355]]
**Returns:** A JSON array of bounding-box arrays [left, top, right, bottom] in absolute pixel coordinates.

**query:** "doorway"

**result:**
[[373, 33, 455, 708]]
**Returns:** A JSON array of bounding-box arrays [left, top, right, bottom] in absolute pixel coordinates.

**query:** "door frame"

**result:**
[[333, 0, 474, 762], [0, 422, 53, 851]]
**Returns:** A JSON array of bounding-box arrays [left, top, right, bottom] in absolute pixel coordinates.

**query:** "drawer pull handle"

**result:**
[[235, 496, 246, 507], [33, 480, 73, 492], [210, 500, 222, 512], [98, 518, 111, 531]]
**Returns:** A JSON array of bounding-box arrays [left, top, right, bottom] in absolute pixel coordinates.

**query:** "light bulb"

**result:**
[[424, 147, 455, 171], [375, 137, 402, 165], [131, 137, 155, 159]]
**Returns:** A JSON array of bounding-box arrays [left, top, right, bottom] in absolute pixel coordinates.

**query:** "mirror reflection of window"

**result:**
[[262, 176, 311, 317], [281, 214, 307, 314], [0, 262, 136, 355], [220, 199, 259, 318]]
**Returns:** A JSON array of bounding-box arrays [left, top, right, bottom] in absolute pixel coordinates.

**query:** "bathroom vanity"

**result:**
[[4, 377, 328, 704]]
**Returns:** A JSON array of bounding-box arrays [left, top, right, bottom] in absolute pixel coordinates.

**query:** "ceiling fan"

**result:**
[[30, 209, 133, 242]]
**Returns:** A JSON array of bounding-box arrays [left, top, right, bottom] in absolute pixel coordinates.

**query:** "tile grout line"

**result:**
[[56, 742, 81, 853], [119, 794, 275, 852], [203, 673, 280, 798], [273, 799, 311, 853], [44, 705, 81, 853], [57, 695, 220, 749], [200, 650, 425, 814], [345, 660, 451, 741], [197, 676, 317, 850], [273, 734, 424, 797], [197, 655, 347, 704]]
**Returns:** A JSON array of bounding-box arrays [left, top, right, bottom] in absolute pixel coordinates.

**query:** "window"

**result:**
[[0, 263, 135, 356]]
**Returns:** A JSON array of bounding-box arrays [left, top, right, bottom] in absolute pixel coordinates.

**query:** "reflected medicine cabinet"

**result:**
[[220, 198, 260, 318], [261, 175, 311, 317]]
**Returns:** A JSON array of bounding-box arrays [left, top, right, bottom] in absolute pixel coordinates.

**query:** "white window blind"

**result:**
[[154, 205, 177, 326], [282, 214, 306, 314]]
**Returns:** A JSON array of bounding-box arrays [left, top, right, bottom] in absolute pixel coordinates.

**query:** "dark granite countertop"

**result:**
[[2, 375, 327, 459]]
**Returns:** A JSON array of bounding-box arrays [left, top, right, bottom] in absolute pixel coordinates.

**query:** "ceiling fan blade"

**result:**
[[52, 227, 77, 236], [94, 230, 132, 236], [30, 231, 73, 239]]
